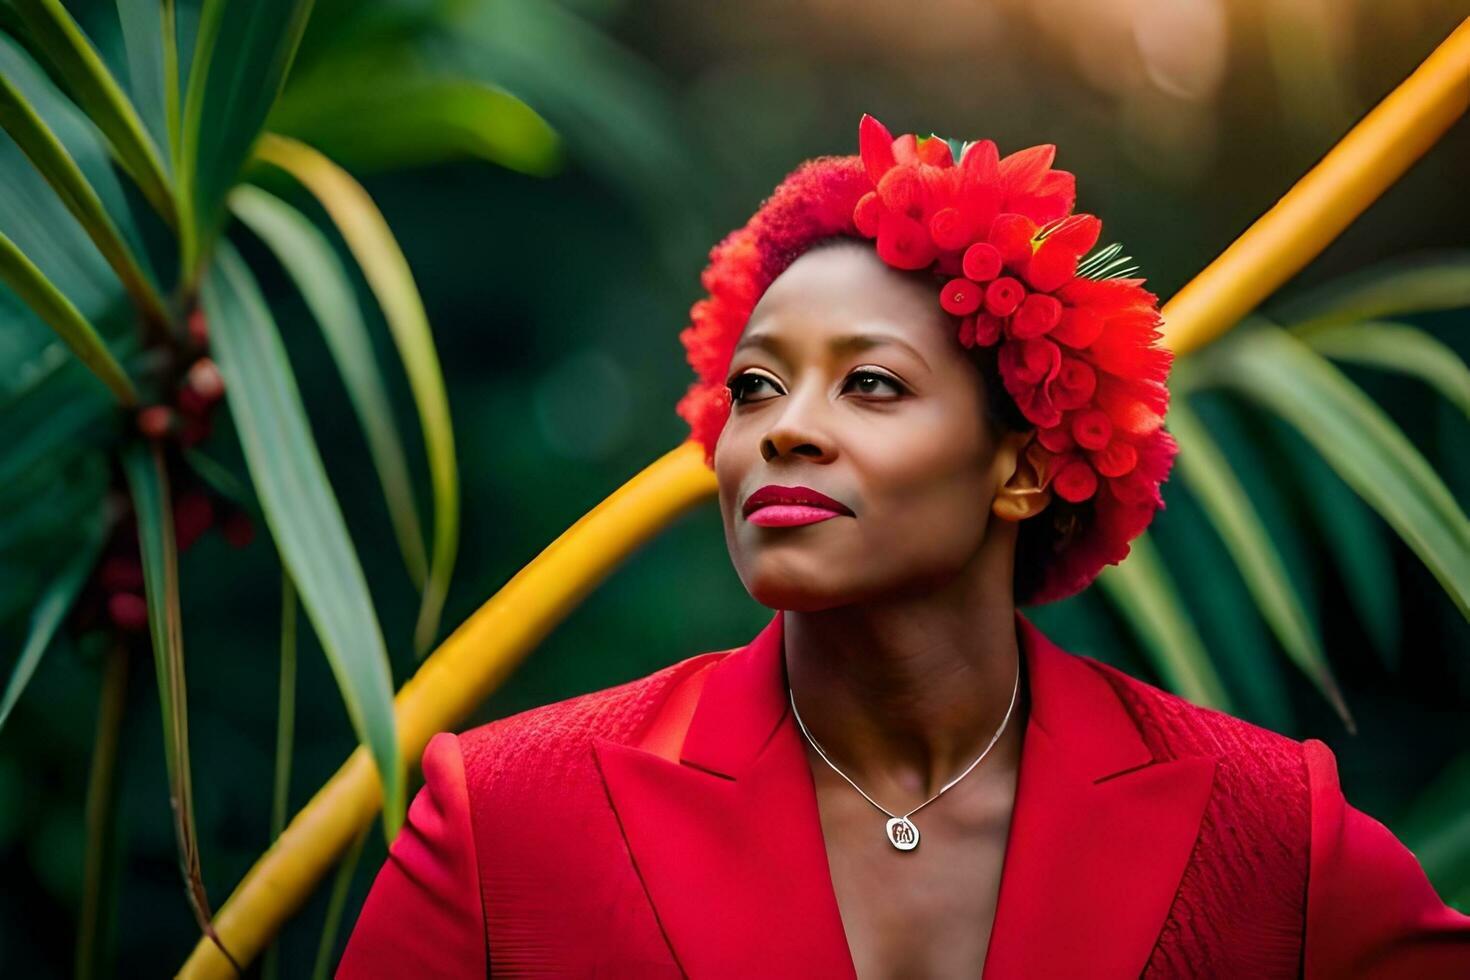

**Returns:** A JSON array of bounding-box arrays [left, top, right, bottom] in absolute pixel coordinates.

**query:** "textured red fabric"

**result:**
[[336, 731, 487, 977], [339, 610, 1470, 977]]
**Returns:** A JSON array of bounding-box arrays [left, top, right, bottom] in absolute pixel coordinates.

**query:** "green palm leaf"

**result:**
[[1194, 322, 1470, 618], [228, 184, 428, 596], [115, 0, 170, 165], [119, 440, 236, 971], [253, 134, 458, 658], [0, 496, 105, 732], [1279, 251, 1470, 334], [1096, 532, 1234, 711], [177, 0, 315, 280], [269, 70, 560, 176], [8, 0, 174, 224], [201, 240, 404, 839], [1296, 320, 1470, 419], [0, 227, 136, 404], [0, 35, 140, 323], [1167, 396, 1353, 729], [0, 69, 165, 322]]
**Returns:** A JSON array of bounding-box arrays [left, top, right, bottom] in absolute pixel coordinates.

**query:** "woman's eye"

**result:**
[[845, 370, 905, 397], [726, 369, 906, 404], [727, 373, 778, 403]]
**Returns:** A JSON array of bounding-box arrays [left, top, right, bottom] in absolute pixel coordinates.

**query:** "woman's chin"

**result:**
[[745, 574, 853, 613]]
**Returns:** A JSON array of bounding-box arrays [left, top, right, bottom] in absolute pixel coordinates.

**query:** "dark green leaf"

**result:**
[[8, 0, 174, 223], [0, 495, 105, 732], [1167, 397, 1353, 729], [0, 67, 166, 321], [119, 440, 238, 970], [0, 226, 137, 404], [229, 184, 428, 594], [1195, 324, 1470, 619], [1096, 532, 1234, 711], [201, 240, 404, 839], [178, 0, 315, 279]]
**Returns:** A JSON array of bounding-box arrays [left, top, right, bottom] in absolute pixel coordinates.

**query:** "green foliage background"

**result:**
[[0, 0, 1467, 974]]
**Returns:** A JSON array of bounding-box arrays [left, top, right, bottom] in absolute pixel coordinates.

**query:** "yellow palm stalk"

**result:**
[[180, 16, 1470, 977]]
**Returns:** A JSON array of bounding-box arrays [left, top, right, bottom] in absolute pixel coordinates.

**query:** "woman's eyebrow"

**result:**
[[733, 331, 930, 369]]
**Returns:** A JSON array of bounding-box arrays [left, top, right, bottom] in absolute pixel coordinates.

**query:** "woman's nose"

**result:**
[[759, 384, 834, 462]]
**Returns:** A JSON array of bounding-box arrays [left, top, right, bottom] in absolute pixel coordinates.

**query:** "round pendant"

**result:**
[[885, 816, 920, 851]]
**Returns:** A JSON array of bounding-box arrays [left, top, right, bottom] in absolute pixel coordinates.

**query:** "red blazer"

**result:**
[[338, 609, 1470, 977]]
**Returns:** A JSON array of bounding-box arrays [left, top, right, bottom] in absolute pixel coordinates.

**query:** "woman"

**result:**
[[338, 115, 1470, 977]]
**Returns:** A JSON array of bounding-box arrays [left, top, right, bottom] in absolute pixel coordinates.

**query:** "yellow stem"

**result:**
[[1161, 16, 1470, 353], [178, 442, 716, 977], [179, 16, 1470, 976]]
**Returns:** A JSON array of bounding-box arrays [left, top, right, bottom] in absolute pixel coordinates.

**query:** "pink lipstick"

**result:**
[[743, 485, 854, 527]]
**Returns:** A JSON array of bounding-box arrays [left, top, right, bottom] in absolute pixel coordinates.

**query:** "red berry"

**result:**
[[187, 308, 208, 347], [1092, 440, 1139, 478], [173, 491, 215, 551], [221, 511, 255, 548], [108, 592, 149, 631], [187, 358, 225, 402], [928, 208, 970, 250], [98, 555, 145, 592], [137, 405, 174, 439]]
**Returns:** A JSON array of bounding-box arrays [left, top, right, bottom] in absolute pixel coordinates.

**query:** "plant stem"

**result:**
[[76, 640, 128, 980]]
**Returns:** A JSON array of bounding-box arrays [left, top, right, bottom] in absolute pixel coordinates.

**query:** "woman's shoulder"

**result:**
[[1080, 653, 1314, 796], [447, 647, 731, 777]]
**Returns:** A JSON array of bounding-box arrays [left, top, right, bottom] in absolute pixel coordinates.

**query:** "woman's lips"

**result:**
[[746, 504, 847, 527]]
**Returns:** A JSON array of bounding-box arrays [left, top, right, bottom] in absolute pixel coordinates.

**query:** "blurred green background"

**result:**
[[2, 0, 1468, 974]]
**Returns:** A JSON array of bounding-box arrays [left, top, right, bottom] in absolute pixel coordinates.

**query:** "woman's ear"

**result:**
[[992, 429, 1054, 522]]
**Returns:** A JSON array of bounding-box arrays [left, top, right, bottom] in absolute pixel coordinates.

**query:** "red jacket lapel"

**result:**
[[593, 608, 1217, 977]]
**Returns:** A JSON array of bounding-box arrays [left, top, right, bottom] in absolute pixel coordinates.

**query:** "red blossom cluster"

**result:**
[[676, 114, 1178, 604]]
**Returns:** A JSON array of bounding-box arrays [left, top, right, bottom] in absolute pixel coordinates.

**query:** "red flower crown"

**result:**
[[676, 113, 1178, 604]]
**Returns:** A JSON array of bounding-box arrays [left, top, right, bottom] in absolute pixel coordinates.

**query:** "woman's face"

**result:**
[[714, 240, 1034, 611]]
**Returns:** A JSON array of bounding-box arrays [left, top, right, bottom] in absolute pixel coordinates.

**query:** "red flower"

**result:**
[[1070, 408, 1113, 450], [1010, 292, 1062, 339], [1052, 455, 1099, 503], [987, 213, 1037, 271], [876, 209, 937, 270], [998, 336, 1064, 428], [1052, 356, 1097, 410], [984, 276, 1025, 317], [962, 242, 1002, 282], [940, 278, 983, 316], [1091, 440, 1139, 478]]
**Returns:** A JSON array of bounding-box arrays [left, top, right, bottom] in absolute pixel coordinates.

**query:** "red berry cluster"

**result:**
[[78, 308, 257, 635]]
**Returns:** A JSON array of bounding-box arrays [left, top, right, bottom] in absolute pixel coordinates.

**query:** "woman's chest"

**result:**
[[813, 770, 1018, 978]]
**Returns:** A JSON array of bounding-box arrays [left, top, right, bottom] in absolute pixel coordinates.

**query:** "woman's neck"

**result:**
[[783, 566, 1027, 803]]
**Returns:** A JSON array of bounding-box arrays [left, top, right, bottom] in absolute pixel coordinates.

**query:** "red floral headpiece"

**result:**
[[676, 114, 1178, 605]]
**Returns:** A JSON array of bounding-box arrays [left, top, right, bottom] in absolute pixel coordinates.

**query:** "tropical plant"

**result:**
[[3, 0, 1466, 975], [0, 0, 550, 971]]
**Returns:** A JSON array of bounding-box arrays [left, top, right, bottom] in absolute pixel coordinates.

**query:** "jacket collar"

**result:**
[[592, 608, 1217, 977]]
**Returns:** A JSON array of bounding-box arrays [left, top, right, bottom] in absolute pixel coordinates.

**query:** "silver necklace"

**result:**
[[788, 658, 1021, 852]]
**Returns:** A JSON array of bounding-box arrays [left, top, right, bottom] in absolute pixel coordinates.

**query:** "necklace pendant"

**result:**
[[885, 816, 919, 851]]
